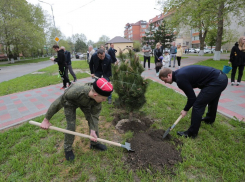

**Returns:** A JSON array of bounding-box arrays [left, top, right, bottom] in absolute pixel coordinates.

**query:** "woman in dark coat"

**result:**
[[154, 42, 163, 76], [229, 36, 245, 86]]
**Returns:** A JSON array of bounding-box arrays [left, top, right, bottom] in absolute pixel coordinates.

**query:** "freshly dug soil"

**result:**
[[127, 129, 183, 172], [112, 111, 183, 172]]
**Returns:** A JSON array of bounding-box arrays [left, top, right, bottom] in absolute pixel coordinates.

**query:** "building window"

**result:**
[[142, 33, 145, 36], [186, 42, 189, 46], [141, 29, 145, 32], [141, 25, 146, 28], [192, 36, 199, 41]]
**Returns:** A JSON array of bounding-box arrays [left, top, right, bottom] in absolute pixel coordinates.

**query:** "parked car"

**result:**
[[211, 48, 223, 53], [194, 48, 200, 53], [188, 48, 195, 53], [75, 52, 82, 59], [78, 54, 84, 59], [204, 48, 211, 54]]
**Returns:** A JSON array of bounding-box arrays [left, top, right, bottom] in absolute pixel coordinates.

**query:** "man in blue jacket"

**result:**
[[159, 65, 228, 138], [61, 46, 77, 82], [107, 43, 118, 64], [89, 49, 113, 104]]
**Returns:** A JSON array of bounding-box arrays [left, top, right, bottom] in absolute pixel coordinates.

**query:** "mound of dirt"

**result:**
[[126, 129, 183, 172]]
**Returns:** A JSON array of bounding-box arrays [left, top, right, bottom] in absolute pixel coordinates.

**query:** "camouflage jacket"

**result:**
[[45, 83, 102, 130]]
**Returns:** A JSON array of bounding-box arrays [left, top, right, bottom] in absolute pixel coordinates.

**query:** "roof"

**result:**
[[106, 36, 133, 44], [149, 11, 173, 24]]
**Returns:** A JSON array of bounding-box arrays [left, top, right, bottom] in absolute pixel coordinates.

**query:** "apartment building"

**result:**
[[124, 20, 148, 42]]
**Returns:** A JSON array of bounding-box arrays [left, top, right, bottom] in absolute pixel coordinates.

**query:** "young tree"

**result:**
[[142, 23, 155, 50], [111, 48, 148, 118]]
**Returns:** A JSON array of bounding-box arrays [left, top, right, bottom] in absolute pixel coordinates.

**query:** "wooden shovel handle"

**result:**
[[170, 115, 182, 131], [86, 72, 99, 79], [29, 121, 121, 147]]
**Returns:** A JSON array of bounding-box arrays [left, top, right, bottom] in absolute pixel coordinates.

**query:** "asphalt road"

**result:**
[[0, 60, 54, 83]]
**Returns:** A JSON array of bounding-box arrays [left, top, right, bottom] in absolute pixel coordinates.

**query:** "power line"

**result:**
[[61, 0, 95, 15]]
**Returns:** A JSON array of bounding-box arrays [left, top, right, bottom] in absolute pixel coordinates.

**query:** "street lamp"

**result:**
[[38, 0, 58, 44]]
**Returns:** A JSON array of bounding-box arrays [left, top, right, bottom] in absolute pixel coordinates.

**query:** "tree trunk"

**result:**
[[199, 29, 208, 56], [213, 2, 224, 61]]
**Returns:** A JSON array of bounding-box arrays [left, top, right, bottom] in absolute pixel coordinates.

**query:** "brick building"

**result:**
[[124, 20, 148, 42]]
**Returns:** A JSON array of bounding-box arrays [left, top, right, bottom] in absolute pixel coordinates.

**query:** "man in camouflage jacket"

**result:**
[[40, 78, 113, 161]]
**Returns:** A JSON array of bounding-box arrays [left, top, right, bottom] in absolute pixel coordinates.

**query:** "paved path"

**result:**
[[0, 58, 78, 83], [0, 54, 244, 130]]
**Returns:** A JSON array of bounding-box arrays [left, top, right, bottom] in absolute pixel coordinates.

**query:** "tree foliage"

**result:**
[[75, 38, 87, 53], [111, 48, 148, 113], [0, 0, 46, 58]]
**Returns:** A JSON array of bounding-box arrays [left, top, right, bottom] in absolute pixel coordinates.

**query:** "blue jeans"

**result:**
[[94, 72, 112, 100], [169, 54, 176, 66]]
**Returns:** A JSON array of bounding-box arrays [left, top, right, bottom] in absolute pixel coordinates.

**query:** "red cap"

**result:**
[[93, 78, 113, 96]]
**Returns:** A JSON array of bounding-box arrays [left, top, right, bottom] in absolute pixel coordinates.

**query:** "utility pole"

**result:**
[[38, 0, 58, 45]]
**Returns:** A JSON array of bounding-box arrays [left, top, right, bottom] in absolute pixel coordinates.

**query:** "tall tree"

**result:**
[[75, 38, 87, 53], [142, 23, 155, 50], [152, 20, 176, 49], [212, 0, 245, 60], [161, 0, 216, 55]]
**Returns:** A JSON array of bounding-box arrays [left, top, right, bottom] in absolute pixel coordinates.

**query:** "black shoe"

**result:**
[[108, 99, 112, 104], [169, 65, 171, 67], [177, 131, 197, 138], [74, 78, 77, 82], [65, 150, 75, 161], [201, 117, 214, 125], [90, 143, 107, 151]]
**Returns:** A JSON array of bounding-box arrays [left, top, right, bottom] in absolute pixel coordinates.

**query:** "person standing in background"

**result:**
[[169, 42, 177, 68], [51, 45, 71, 90], [61, 46, 77, 82], [176, 44, 183, 69], [88, 45, 95, 64], [229, 37, 245, 86], [154, 42, 163, 76], [142, 42, 151, 70], [108, 43, 118, 64]]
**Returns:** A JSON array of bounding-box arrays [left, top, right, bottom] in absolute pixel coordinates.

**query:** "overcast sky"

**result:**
[[26, 0, 163, 42]]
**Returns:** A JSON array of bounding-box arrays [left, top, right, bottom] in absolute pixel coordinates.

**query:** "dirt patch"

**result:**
[[31, 71, 46, 74], [112, 111, 182, 172], [127, 129, 183, 172]]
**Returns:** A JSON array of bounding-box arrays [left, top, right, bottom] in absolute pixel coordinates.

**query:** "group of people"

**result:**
[[142, 41, 184, 76], [39, 36, 245, 162], [51, 45, 77, 90]]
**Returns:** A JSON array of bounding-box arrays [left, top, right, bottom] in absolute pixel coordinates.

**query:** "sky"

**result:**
[[26, 0, 163, 42]]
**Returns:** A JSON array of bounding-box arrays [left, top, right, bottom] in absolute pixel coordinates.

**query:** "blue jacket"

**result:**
[[172, 65, 220, 111], [108, 47, 117, 63], [64, 51, 71, 65], [89, 53, 112, 78]]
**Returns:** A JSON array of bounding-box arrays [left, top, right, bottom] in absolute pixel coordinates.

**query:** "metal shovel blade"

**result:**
[[121, 142, 134, 152], [163, 127, 171, 139]]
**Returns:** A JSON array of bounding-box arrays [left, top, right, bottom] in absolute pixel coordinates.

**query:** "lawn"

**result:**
[[0, 57, 51, 67], [0, 61, 90, 96], [0, 80, 244, 181], [194, 59, 245, 81]]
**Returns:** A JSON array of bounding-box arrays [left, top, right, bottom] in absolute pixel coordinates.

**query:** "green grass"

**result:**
[[0, 57, 51, 66], [0, 61, 90, 96], [194, 59, 245, 81], [138, 55, 188, 64], [0, 80, 244, 181]]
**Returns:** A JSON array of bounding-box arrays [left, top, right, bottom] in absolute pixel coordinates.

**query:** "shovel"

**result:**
[[29, 121, 134, 152], [163, 115, 182, 139]]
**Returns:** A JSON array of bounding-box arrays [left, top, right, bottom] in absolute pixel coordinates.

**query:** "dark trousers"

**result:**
[[144, 56, 150, 68], [231, 65, 244, 82], [65, 65, 77, 80], [177, 57, 181, 66], [59, 66, 70, 87], [188, 72, 228, 135], [94, 72, 111, 100], [155, 60, 161, 73]]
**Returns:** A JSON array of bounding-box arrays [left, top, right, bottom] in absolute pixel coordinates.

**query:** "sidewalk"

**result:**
[[0, 55, 244, 130]]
